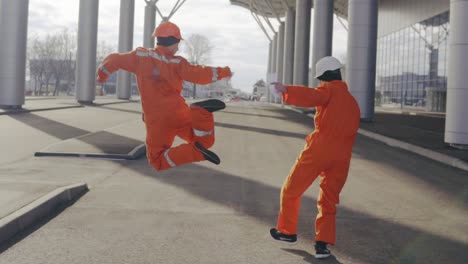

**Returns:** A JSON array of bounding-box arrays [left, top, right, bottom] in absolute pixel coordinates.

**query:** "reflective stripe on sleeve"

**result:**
[[193, 129, 213, 137], [164, 149, 176, 167], [211, 67, 218, 82], [101, 66, 111, 75], [136, 50, 149, 57]]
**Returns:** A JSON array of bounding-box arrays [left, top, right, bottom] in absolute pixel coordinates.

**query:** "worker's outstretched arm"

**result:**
[[284, 85, 331, 107], [97, 50, 138, 82], [177, 59, 231, 85], [273, 82, 330, 107]]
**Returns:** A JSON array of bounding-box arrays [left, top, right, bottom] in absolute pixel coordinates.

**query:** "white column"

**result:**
[[293, 0, 312, 86], [310, 0, 333, 87], [266, 41, 273, 100], [445, 0, 468, 148], [276, 23, 285, 103], [276, 22, 285, 84], [75, 0, 99, 104], [143, 0, 157, 48], [346, 0, 378, 121], [0, 0, 28, 108], [283, 7, 295, 85], [116, 0, 135, 100], [270, 33, 278, 103]]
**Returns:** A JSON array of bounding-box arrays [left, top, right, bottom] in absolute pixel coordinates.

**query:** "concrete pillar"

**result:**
[[276, 23, 285, 103], [75, 0, 99, 104], [293, 0, 312, 86], [445, 0, 468, 148], [276, 22, 285, 84], [346, 0, 378, 121], [267, 41, 273, 74], [143, 0, 157, 48], [271, 33, 278, 103], [283, 7, 295, 85], [266, 41, 273, 100], [0, 0, 28, 108], [116, 0, 135, 100], [310, 0, 333, 87], [272, 33, 278, 75]]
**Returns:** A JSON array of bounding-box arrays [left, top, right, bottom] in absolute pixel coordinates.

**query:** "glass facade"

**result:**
[[376, 11, 449, 112]]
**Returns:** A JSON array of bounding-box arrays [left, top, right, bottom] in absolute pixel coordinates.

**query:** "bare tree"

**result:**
[[28, 35, 55, 95], [50, 29, 76, 96], [183, 34, 213, 98], [28, 29, 77, 96], [96, 41, 117, 95]]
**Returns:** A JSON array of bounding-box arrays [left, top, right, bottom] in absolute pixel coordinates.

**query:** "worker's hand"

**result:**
[[217, 66, 232, 80], [271, 82, 287, 93], [96, 66, 109, 83]]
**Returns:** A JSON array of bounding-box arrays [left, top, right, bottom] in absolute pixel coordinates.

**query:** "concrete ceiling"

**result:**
[[229, 0, 349, 19]]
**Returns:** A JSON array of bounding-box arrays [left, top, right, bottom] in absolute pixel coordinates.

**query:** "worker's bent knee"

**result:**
[[147, 149, 174, 171], [148, 158, 172, 171], [196, 136, 215, 149]]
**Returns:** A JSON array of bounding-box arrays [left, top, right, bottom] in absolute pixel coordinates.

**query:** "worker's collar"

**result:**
[[155, 46, 176, 57]]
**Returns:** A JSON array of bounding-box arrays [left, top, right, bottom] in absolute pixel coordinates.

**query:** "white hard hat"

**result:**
[[314, 56, 343, 79]]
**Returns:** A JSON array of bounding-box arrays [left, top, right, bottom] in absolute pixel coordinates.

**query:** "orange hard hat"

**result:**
[[152, 21, 183, 40]]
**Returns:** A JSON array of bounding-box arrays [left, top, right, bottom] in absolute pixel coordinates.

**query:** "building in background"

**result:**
[[376, 10, 449, 112]]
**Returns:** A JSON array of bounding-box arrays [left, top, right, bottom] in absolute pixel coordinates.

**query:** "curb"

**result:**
[[278, 104, 468, 172], [357, 129, 468, 172], [0, 183, 88, 245]]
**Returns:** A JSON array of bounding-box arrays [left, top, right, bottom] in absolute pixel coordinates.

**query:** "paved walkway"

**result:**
[[362, 107, 468, 163], [0, 98, 466, 264]]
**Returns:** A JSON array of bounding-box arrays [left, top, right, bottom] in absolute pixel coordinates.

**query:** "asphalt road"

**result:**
[[0, 101, 466, 264]]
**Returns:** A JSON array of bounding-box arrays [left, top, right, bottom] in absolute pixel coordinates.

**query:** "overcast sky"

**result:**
[[28, 0, 348, 93]]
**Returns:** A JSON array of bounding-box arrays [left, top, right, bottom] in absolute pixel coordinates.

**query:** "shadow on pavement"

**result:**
[[9, 112, 88, 140], [281, 248, 343, 264], [0, 189, 88, 254], [129, 160, 468, 264], [9, 112, 143, 154], [239, 106, 468, 203], [220, 109, 292, 121], [353, 136, 468, 206], [4, 104, 467, 263], [215, 122, 307, 139], [87, 104, 142, 116]]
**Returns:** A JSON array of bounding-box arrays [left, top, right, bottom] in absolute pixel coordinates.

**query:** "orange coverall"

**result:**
[[98, 46, 231, 171], [277, 80, 360, 245]]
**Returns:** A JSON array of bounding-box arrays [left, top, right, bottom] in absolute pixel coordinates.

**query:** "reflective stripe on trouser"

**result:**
[[276, 144, 350, 245], [146, 106, 215, 171]]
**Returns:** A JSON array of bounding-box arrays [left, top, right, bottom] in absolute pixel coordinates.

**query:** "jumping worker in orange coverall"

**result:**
[[269, 56, 360, 259], [96, 21, 232, 171]]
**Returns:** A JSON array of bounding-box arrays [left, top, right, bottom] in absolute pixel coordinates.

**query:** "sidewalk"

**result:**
[[360, 108, 468, 171], [0, 97, 145, 246], [0, 99, 467, 263]]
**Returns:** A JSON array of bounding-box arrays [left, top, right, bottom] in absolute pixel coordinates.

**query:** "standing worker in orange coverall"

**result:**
[[269, 56, 360, 259], [96, 22, 232, 171]]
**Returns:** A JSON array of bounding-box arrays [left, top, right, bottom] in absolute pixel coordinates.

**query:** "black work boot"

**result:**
[[269, 228, 297, 245], [191, 99, 226, 112], [314, 241, 331, 259], [194, 142, 220, 165]]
